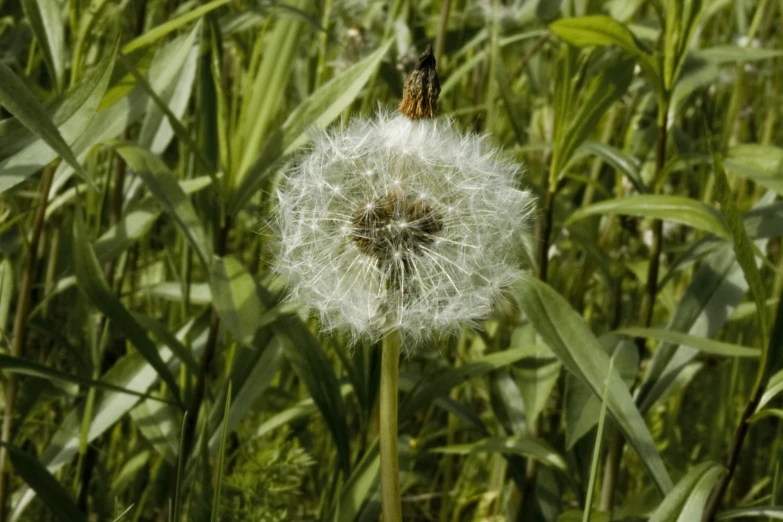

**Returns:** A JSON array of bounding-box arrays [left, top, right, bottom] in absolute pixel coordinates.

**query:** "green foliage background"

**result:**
[[1, 0, 783, 521]]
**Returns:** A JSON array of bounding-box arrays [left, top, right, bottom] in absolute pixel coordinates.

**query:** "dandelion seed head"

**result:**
[[274, 110, 535, 346]]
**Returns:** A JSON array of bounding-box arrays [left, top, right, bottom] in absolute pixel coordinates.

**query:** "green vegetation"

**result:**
[[1, 0, 783, 521]]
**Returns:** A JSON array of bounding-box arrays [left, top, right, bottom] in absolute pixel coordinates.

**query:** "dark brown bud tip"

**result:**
[[399, 45, 440, 120]]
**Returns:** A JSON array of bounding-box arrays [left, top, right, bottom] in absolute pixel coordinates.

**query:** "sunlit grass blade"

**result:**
[[513, 277, 673, 493], [0, 61, 92, 187], [0, 41, 115, 194], [123, 0, 230, 53], [567, 195, 731, 239], [647, 462, 722, 522], [111, 143, 212, 268], [229, 38, 393, 213], [21, 0, 65, 91], [615, 328, 760, 358]]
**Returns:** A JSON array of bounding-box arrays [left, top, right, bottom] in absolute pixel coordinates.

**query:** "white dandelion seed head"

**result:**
[[274, 110, 535, 347]]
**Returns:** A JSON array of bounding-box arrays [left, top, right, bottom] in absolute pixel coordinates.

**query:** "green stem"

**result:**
[[0, 164, 56, 522], [380, 329, 402, 522]]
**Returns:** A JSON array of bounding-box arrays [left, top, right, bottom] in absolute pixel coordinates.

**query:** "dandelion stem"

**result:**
[[380, 328, 403, 522]]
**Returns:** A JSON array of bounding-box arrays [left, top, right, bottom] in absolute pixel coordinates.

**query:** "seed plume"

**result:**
[[350, 191, 443, 263]]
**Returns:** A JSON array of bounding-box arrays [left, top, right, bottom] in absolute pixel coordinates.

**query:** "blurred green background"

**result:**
[[1, 0, 783, 520]]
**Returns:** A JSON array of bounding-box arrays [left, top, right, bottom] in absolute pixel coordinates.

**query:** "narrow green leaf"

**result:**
[[717, 507, 783, 519], [757, 368, 783, 412], [52, 23, 200, 191], [208, 339, 283, 451], [328, 442, 380, 522], [131, 313, 199, 373], [700, 45, 783, 64], [579, 140, 646, 194], [211, 381, 231, 522], [210, 256, 266, 347], [131, 33, 202, 156], [10, 318, 206, 521], [430, 436, 567, 471], [72, 211, 183, 405], [129, 399, 180, 464], [92, 176, 211, 264], [513, 277, 673, 493], [235, 0, 310, 180], [637, 243, 758, 413], [122, 0, 230, 53], [616, 328, 760, 358], [648, 462, 722, 522], [556, 59, 634, 178], [21, 0, 65, 91], [0, 43, 116, 193], [567, 195, 730, 239], [725, 144, 783, 196], [399, 347, 533, 422], [549, 16, 649, 55], [0, 353, 176, 403], [229, 38, 393, 214], [565, 335, 638, 448], [515, 343, 561, 427], [2, 443, 87, 522], [253, 384, 353, 440], [112, 143, 212, 268], [0, 61, 91, 186], [277, 317, 352, 476], [712, 152, 770, 391]]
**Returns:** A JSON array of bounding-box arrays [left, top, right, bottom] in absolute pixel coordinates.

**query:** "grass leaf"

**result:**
[[513, 277, 673, 493]]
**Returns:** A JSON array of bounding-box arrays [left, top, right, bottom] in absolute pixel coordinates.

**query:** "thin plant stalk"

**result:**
[[379, 328, 402, 522], [600, 100, 670, 513], [0, 164, 56, 522]]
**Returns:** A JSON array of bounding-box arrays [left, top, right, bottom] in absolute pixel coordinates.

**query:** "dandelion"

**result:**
[[274, 45, 534, 522], [275, 50, 534, 346]]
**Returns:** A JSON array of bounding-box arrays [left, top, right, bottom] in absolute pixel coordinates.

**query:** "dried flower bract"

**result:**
[[398, 45, 440, 120]]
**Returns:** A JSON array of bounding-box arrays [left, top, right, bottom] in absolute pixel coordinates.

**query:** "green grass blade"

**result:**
[[582, 357, 613, 522], [0, 43, 115, 193], [2, 443, 87, 522], [210, 381, 232, 522], [327, 441, 380, 522], [615, 327, 760, 358], [647, 462, 721, 522], [716, 507, 783, 519], [112, 143, 212, 268], [712, 153, 771, 381], [0, 353, 176, 403], [430, 436, 568, 471], [123, 0, 230, 53], [72, 211, 183, 404], [513, 277, 673, 493], [207, 338, 283, 452], [399, 347, 533, 422], [21, 0, 65, 91], [209, 256, 266, 347], [567, 195, 731, 239], [229, 38, 393, 214], [278, 317, 352, 476], [9, 320, 207, 519], [0, 62, 91, 186]]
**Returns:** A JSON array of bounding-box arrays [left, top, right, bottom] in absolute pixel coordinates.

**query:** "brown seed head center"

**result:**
[[350, 191, 443, 263]]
